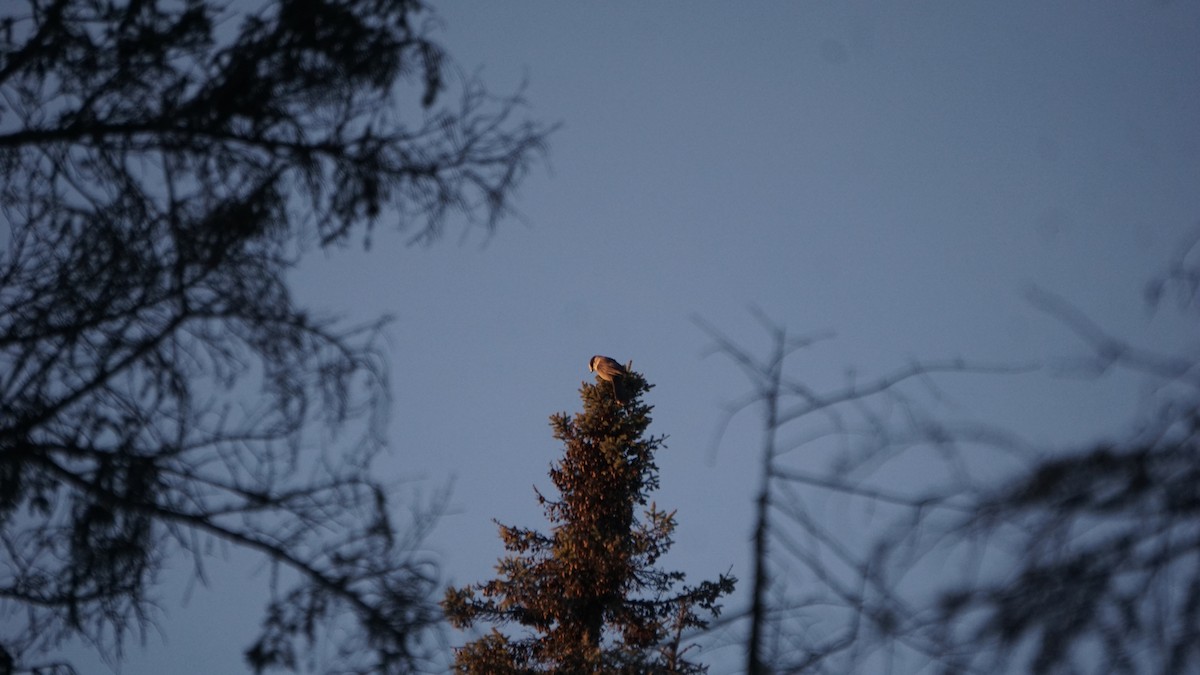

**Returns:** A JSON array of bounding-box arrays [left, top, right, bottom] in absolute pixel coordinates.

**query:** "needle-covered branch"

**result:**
[[443, 370, 735, 674]]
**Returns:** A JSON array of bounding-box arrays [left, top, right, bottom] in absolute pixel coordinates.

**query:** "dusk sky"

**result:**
[[61, 2, 1199, 673]]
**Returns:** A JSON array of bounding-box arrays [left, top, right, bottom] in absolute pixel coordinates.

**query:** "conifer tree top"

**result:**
[[443, 366, 735, 674]]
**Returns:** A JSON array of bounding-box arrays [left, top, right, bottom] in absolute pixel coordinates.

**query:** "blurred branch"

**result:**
[[1026, 285, 1200, 386], [1, 0, 553, 672]]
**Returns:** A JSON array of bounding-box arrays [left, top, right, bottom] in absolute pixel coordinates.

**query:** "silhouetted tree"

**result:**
[[697, 310, 1028, 674], [930, 278, 1200, 675], [442, 367, 736, 674], [698, 237, 1200, 675], [0, 0, 551, 672]]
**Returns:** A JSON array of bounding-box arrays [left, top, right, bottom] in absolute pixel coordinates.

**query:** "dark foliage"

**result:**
[[442, 369, 736, 674], [937, 420, 1200, 675], [928, 247, 1200, 675], [701, 237, 1200, 675], [0, 0, 551, 672]]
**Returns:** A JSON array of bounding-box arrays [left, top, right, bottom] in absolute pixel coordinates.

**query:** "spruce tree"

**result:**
[[443, 366, 735, 674]]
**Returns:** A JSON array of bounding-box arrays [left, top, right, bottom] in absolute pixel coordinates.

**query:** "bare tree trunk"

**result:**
[[747, 330, 784, 675]]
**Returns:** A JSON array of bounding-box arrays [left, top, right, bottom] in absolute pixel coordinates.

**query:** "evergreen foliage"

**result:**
[[443, 369, 735, 674]]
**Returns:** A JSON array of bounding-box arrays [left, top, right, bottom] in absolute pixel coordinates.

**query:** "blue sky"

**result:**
[[61, 2, 1199, 673]]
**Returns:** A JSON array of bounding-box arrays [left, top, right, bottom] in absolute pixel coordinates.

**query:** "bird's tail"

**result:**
[[611, 376, 628, 404]]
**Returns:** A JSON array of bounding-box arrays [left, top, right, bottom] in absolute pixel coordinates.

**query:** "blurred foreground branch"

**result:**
[[0, 0, 552, 672], [696, 237, 1200, 674]]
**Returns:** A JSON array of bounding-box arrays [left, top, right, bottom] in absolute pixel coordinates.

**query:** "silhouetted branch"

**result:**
[[697, 248, 1200, 674], [1, 0, 552, 672], [1026, 285, 1200, 386], [697, 309, 1038, 674]]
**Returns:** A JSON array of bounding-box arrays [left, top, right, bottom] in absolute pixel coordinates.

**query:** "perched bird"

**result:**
[[588, 355, 629, 404]]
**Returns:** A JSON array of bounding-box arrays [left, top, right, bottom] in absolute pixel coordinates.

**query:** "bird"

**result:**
[[588, 355, 629, 404]]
